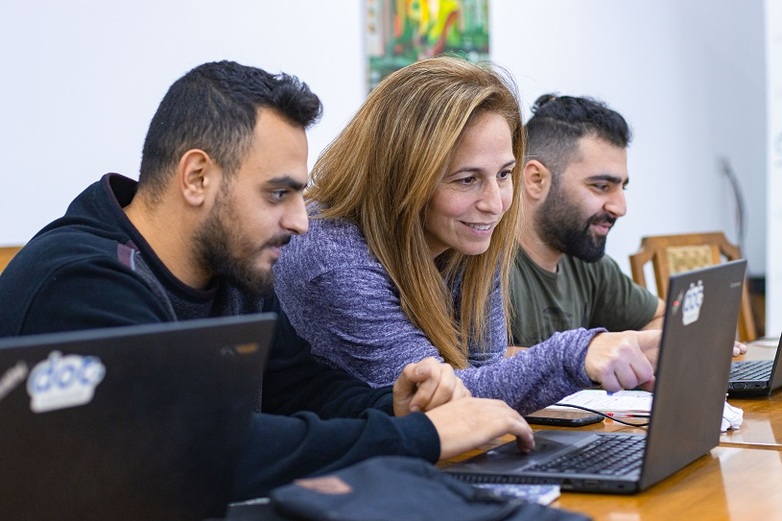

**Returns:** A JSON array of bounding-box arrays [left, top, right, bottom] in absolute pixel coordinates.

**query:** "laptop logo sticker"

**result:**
[[682, 280, 704, 326], [26, 351, 106, 413]]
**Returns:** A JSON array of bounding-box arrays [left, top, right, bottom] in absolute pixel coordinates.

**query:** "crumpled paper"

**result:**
[[721, 401, 744, 432]]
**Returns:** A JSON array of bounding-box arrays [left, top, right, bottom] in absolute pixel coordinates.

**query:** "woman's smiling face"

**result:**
[[423, 112, 515, 258]]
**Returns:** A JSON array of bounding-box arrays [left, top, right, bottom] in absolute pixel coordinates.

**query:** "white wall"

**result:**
[[0, 0, 367, 246], [0, 1, 770, 322], [491, 1, 766, 280]]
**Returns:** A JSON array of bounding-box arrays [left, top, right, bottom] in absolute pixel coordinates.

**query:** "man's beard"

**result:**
[[536, 183, 615, 263], [193, 199, 290, 296]]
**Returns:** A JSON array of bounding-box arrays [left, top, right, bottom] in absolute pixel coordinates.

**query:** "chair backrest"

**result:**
[[0, 246, 23, 273], [628, 232, 757, 342]]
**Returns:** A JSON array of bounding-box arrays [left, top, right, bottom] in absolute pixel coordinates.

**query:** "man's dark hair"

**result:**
[[525, 93, 631, 177], [139, 60, 322, 200]]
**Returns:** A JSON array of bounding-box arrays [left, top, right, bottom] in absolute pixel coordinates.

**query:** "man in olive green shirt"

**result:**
[[511, 94, 664, 348]]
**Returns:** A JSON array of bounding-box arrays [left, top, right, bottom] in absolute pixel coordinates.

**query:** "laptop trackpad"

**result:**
[[469, 431, 601, 471]]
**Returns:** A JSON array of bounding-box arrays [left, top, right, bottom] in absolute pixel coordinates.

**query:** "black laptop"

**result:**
[[444, 260, 746, 494], [0, 313, 275, 520], [728, 335, 782, 396]]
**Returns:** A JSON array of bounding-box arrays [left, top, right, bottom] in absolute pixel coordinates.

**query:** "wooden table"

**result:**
[[722, 392, 782, 449]]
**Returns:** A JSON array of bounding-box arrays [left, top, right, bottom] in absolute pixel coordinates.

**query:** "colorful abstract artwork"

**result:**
[[365, 0, 490, 91]]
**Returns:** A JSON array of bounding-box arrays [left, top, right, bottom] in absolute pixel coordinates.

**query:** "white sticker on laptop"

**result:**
[[682, 280, 704, 326], [26, 351, 106, 413]]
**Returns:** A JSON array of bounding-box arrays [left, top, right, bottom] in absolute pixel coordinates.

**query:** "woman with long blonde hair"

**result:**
[[274, 56, 658, 413]]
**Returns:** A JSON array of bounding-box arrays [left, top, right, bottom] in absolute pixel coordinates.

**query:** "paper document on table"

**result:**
[[550, 389, 652, 417], [550, 390, 743, 431]]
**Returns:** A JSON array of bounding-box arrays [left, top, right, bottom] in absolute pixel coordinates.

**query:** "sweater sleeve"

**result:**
[[456, 329, 601, 414], [230, 409, 439, 500]]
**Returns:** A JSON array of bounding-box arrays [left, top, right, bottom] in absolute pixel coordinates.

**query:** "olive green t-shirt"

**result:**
[[510, 248, 659, 347]]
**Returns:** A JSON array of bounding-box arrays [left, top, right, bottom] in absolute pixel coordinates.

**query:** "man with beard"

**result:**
[[0, 60, 535, 500], [510, 94, 665, 348]]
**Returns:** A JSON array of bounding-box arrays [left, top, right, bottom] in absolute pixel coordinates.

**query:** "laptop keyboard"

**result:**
[[526, 434, 645, 476], [730, 360, 772, 380]]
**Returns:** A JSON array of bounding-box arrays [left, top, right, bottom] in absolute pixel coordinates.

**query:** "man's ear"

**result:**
[[177, 149, 218, 208], [522, 159, 552, 202]]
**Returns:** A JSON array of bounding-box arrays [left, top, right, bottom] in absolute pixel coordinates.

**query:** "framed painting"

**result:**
[[365, 0, 490, 91]]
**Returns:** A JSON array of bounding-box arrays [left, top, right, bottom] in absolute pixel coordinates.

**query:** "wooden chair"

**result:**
[[628, 232, 757, 342], [0, 245, 23, 273]]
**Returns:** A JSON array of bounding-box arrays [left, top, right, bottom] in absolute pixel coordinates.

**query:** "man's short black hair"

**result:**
[[525, 93, 631, 176], [139, 60, 322, 200]]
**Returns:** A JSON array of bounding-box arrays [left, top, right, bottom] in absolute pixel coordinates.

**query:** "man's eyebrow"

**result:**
[[586, 174, 627, 185], [266, 175, 306, 191]]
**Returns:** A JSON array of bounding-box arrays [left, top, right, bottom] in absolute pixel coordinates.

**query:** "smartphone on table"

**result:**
[[524, 408, 604, 427]]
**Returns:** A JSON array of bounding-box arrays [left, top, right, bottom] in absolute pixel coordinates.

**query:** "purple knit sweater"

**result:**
[[273, 215, 602, 415]]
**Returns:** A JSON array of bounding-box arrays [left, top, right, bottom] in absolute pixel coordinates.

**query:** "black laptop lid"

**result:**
[[639, 260, 745, 489], [0, 313, 275, 521]]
